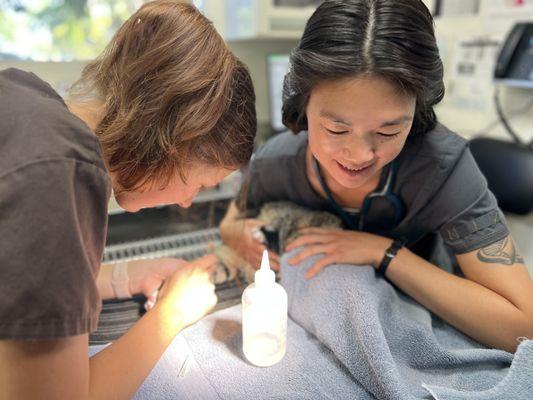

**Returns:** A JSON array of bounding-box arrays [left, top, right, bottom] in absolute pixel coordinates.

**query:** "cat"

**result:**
[[215, 201, 342, 284]]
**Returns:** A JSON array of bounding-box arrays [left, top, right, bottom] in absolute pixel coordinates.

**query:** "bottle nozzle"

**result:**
[[255, 249, 275, 286], [260, 249, 270, 271]]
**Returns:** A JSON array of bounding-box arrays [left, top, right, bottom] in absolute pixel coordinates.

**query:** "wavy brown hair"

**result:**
[[70, 1, 256, 191]]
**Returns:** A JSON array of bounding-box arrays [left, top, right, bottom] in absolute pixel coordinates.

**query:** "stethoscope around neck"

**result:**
[[312, 157, 406, 232]]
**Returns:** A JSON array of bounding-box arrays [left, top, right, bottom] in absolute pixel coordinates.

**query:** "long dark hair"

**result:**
[[282, 0, 444, 136]]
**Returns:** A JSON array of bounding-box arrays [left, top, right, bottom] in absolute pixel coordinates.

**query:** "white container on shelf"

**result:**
[[440, 0, 480, 16], [479, 0, 533, 17], [196, 0, 319, 40]]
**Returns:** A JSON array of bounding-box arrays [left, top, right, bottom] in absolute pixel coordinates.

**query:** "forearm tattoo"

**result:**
[[476, 236, 525, 265]]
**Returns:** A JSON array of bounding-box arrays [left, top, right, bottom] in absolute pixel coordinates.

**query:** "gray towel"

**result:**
[[90, 305, 371, 399], [89, 250, 533, 399], [281, 252, 532, 399]]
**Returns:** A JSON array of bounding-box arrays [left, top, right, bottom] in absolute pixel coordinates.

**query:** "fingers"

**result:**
[[158, 258, 187, 278], [288, 244, 333, 265], [197, 277, 218, 312], [269, 256, 280, 271], [169, 258, 216, 293], [208, 292, 218, 310], [247, 219, 267, 242], [251, 228, 266, 245], [269, 251, 280, 262], [248, 244, 266, 266], [299, 227, 340, 235], [286, 234, 332, 251], [188, 254, 218, 271], [192, 265, 217, 286], [174, 258, 189, 268], [144, 290, 159, 311], [249, 245, 280, 270], [270, 251, 280, 270], [305, 255, 337, 280], [247, 219, 267, 228]]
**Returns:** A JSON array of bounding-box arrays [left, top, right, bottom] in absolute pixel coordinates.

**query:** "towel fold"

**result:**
[[89, 250, 533, 399], [281, 252, 526, 399]]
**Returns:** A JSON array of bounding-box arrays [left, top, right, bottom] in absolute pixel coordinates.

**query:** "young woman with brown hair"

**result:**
[[0, 1, 256, 398]]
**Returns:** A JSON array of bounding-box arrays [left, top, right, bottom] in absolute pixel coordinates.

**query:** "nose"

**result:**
[[179, 198, 193, 208], [178, 188, 199, 208], [342, 136, 374, 163]]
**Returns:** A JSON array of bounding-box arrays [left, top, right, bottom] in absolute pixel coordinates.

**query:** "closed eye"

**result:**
[[326, 128, 349, 135], [200, 184, 216, 190], [376, 132, 400, 137]]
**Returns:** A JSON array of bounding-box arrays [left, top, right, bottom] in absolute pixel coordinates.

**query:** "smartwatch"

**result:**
[[377, 239, 404, 277]]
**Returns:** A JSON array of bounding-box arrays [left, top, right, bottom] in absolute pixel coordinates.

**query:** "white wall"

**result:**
[[228, 39, 298, 125], [434, 15, 533, 144]]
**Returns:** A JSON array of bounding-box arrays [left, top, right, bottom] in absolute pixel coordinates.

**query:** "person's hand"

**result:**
[[127, 258, 188, 302], [225, 218, 280, 270], [156, 254, 218, 330], [286, 228, 392, 279]]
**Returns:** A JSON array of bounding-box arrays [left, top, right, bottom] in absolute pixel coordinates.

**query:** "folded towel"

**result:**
[[423, 340, 533, 400], [89, 250, 533, 399], [90, 305, 372, 399], [281, 252, 526, 399]]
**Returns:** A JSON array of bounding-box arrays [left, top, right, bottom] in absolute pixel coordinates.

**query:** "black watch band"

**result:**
[[377, 239, 404, 277]]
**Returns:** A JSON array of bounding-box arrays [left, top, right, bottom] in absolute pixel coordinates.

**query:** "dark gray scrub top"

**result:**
[[237, 124, 509, 255], [0, 68, 111, 340]]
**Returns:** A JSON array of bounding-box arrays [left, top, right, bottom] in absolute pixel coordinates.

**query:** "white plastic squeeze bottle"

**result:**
[[242, 249, 287, 367]]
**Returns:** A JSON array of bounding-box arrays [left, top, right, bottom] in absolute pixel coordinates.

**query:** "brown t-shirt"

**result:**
[[0, 68, 111, 340]]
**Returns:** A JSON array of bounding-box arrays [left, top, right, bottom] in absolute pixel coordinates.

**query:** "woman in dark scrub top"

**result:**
[[220, 0, 533, 353], [0, 2, 256, 398]]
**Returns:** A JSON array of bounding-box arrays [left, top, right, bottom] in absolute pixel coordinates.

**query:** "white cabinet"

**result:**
[[479, 0, 533, 17], [196, 0, 319, 40], [439, 0, 480, 16]]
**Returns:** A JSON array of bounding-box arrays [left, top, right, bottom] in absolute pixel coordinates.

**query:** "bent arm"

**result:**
[[219, 200, 244, 250], [384, 234, 533, 352], [0, 299, 183, 400], [97, 263, 115, 300]]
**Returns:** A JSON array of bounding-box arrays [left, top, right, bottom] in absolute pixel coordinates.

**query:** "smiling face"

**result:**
[[306, 75, 416, 192], [112, 164, 234, 212]]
